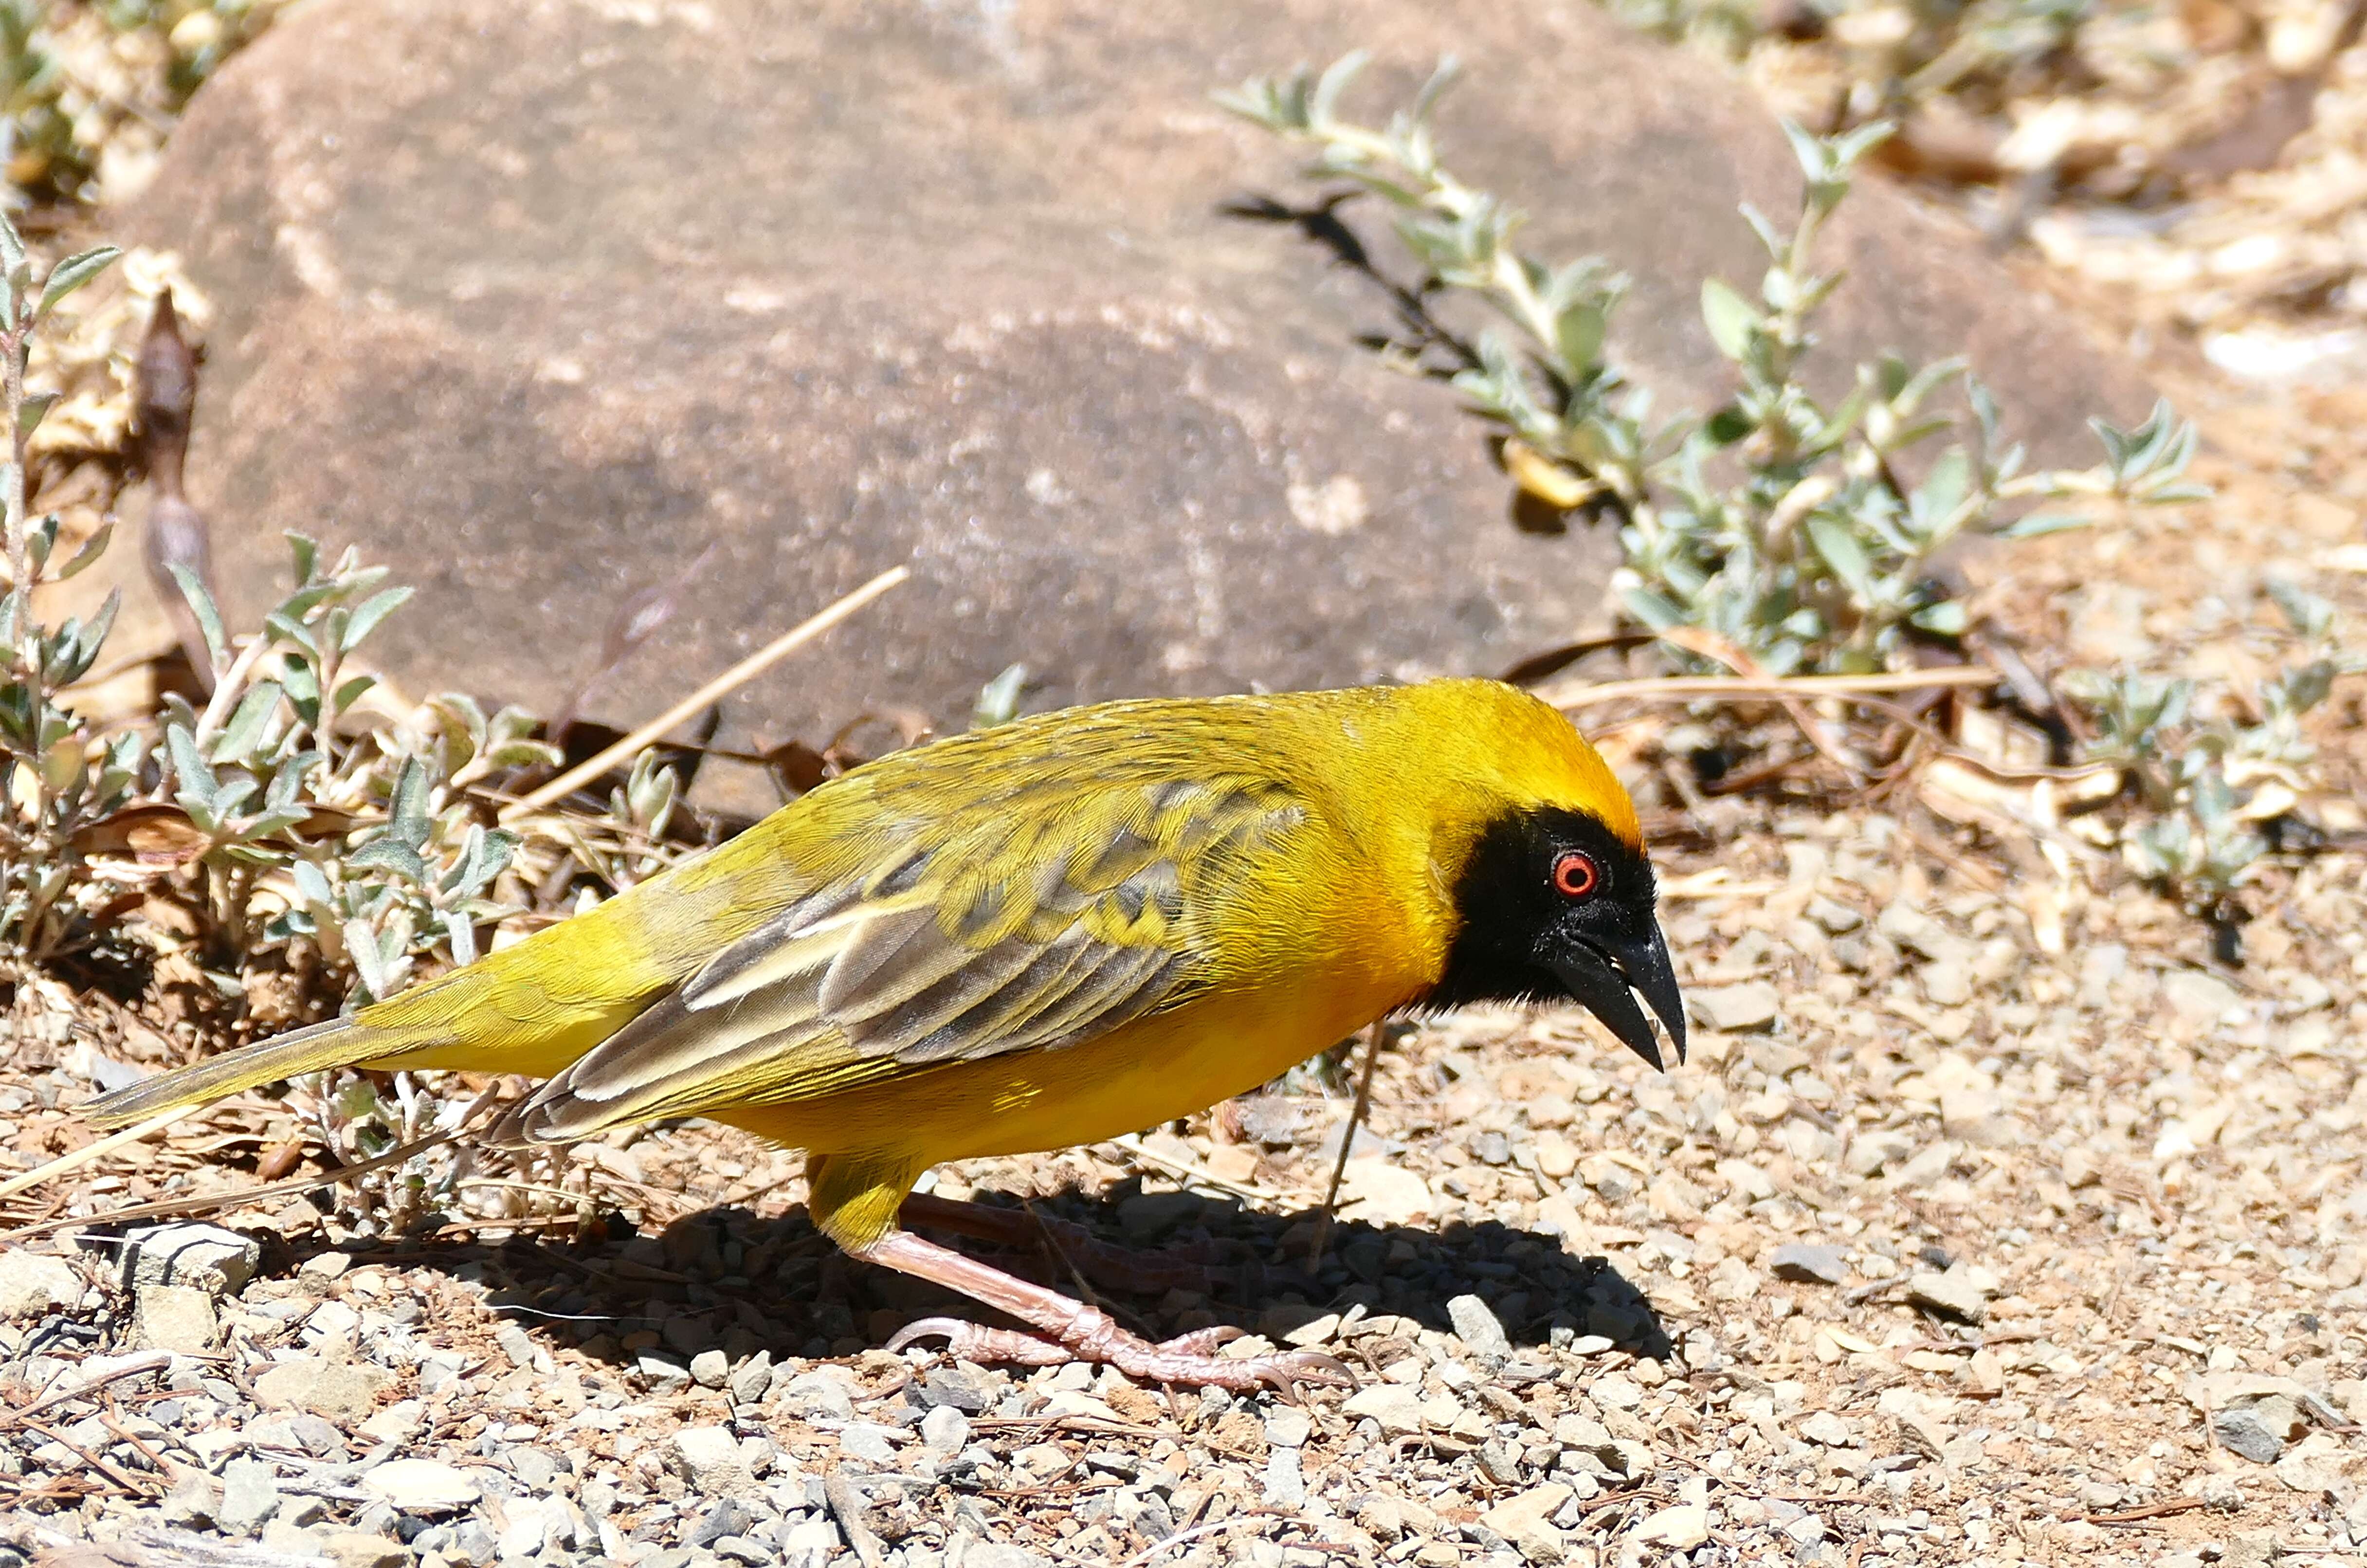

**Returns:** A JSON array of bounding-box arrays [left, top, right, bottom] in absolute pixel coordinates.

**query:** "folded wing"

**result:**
[[495, 773, 1304, 1143]]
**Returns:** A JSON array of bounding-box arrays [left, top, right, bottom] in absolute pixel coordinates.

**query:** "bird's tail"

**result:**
[[82, 900, 677, 1130], [81, 1013, 446, 1129], [80, 815, 801, 1131]]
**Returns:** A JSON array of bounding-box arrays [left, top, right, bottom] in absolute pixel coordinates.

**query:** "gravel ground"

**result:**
[[1, 671, 2363, 1568]]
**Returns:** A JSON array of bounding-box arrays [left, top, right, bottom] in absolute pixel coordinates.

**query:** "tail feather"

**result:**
[[82, 1016, 441, 1129], [80, 819, 794, 1132]]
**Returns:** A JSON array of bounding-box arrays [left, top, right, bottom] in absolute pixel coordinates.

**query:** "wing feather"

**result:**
[[499, 770, 1305, 1144], [817, 905, 961, 1017], [977, 943, 1184, 1054], [887, 927, 1103, 1064], [510, 989, 837, 1138], [845, 934, 1060, 1056], [681, 884, 869, 1010]]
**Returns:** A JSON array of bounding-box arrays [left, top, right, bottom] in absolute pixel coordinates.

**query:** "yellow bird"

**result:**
[[87, 678, 1683, 1390]]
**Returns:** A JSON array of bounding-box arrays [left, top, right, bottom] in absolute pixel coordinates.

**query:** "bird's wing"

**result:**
[[501, 773, 1306, 1142]]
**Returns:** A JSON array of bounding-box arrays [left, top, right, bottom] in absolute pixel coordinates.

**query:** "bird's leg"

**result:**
[[897, 1191, 1234, 1295], [861, 1229, 1354, 1395], [804, 1151, 1342, 1394]]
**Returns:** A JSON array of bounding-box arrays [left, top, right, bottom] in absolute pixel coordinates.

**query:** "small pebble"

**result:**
[[317, 1532, 408, 1568], [1797, 1411, 1858, 1447], [1769, 1243, 1849, 1286], [2214, 1405, 2290, 1464], [0, 1250, 79, 1318], [360, 1458, 482, 1513], [158, 1468, 218, 1529], [120, 1223, 261, 1296], [510, 1447, 560, 1490], [1635, 1502, 1711, 1549], [135, 1283, 220, 1354], [920, 1404, 971, 1455], [1263, 1406, 1312, 1449], [1805, 895, 1863, 933], [1344, 1383, 1425, 1436], [637, 1352, 692, 1393], [776, 1367, 857, 1420], [217, 1456, 281, 1533], [728, 1350, 775, 1404], [779, 1518, 843, 1554], [449, 1520, 497, 1564], [1690, 981, 1781, 1031], [1591, 1373, 1643, 1411], [1480, 1481, 1574, 1543], [839, 1421, 899, 1463], [1907, 1268, 1991, 1324], [1446, 1293, 1511, 1359], [917, 1365, 996, 1412], [671, 1426, 759, 1497], [297, 1251, 351, 1284], [493, 1322, 540, 1371], [253, 1355, 394, 1425], [1261, 1445, 1305, 1508], [689, 1497, 753, 1548], [285, 1413, 346, 1457]]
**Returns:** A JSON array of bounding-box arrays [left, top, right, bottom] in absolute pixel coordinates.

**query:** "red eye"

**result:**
[[1552, 851, 1598, 899]]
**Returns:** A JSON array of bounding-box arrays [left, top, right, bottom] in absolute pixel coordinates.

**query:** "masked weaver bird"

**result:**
[[89, 678, 1684, 1391]]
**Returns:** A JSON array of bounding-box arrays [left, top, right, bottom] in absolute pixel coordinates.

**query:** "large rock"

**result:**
[[125, 0, 2149, 778]]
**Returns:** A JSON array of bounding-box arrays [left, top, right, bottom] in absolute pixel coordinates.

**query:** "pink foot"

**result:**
[[887, 1313, 1355, 1396]]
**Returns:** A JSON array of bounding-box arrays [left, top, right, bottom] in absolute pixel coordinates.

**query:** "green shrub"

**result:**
[[157, 536, 555, 995], [1218, 54, 2202, 680], [0, 203, 560, 1012], [1219, 55, 2367, 936], [2064, 582, 2366, 919]]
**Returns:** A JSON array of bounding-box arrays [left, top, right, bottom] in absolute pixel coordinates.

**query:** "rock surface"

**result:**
[[669, 1426, 759, 1498], [1342, 1381, 1426, 1436], [1691, 981, 1784, 1032], [1635, 1501, 1712, 1548], [0, 1248, 80, 1317], [126, 0, 2150, 778], [120, 1222, 259, 1295], [133, 1281, 220, 1353], [1907, 1266, 1994, 1323], [253, 1354, 396, 1425], [216, 1456, 282, 1533], [318, 1532, 411, 1568], [1446, 1292, 1511, 1359]]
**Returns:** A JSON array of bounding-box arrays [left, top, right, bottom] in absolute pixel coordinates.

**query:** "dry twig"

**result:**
[[502, 564, 910, 820], [0, 1103, 205, 1203]]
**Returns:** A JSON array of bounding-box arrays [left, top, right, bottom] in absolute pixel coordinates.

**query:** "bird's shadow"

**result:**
[[310, 1180, 1672, 1384]]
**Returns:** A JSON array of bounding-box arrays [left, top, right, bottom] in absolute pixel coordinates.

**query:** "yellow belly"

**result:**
[[714, 966, 1406, 1163]]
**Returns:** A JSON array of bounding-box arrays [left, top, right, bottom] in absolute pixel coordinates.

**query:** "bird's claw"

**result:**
[[887, 1316, 1072, 1366], [1238, 1349, 1358, 1402], [887, 1313, 1357, 1397]]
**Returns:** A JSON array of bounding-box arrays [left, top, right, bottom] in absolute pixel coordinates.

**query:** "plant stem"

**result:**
[[0, 292, 57, 952], [2, 316, 25, 609]]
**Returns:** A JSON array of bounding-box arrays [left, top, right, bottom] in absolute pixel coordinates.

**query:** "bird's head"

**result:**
[[1382, 682, 1685, 1075], [1427, 803, 1686, 1068]]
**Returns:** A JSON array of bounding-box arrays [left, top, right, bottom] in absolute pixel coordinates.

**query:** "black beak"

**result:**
[[1553, 921, 1688, 1071]]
